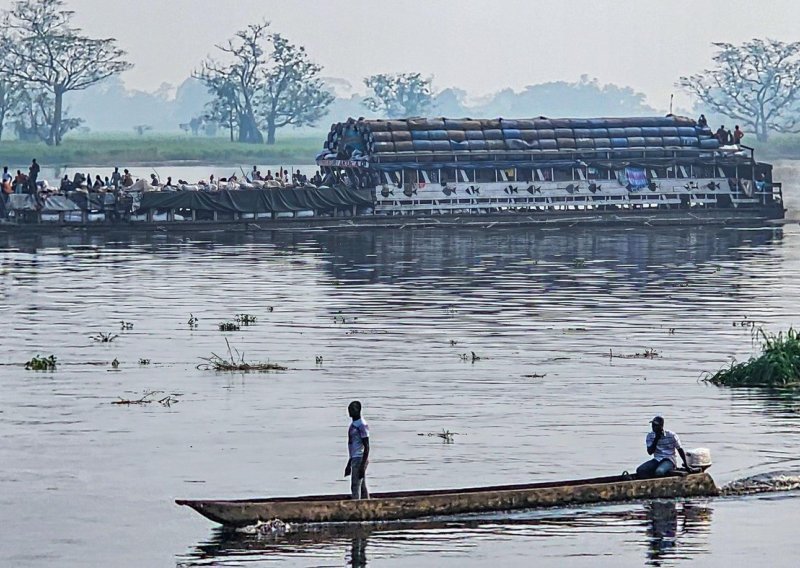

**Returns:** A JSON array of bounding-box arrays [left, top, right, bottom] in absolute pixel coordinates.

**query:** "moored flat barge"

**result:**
[[1, 115, 784, 232]]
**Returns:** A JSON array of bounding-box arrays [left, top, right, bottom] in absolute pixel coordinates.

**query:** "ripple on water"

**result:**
[[1, 223, 800, 567]]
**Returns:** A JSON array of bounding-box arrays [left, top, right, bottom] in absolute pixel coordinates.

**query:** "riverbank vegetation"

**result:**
[[0, 135, 320, 167], [705, 328, 800, 387]]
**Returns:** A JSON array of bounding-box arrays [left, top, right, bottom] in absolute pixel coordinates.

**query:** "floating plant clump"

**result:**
[[705, 328, 800, 387]]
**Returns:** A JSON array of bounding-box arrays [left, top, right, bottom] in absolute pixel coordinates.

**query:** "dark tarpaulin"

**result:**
[[137, 187, 374, 213], [67, 192, 115, 210]]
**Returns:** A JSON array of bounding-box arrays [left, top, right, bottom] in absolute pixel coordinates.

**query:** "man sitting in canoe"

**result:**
[[344, 400, 370, 499], [636, 416, 692, 478]]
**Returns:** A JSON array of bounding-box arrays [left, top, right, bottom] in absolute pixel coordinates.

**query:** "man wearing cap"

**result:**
[[636, 416, 691, 478]]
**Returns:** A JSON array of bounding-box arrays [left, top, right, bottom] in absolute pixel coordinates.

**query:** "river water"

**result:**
[[1, 164, 800, 567]]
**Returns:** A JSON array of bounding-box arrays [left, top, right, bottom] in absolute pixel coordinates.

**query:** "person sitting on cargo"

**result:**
[[14, 170, 28, 194], [265, 170, 273, 181], [164, 177, 174, 189], [150, 173, 160, 187], [715, 126, 729, 145], [697, 114, 708, 128], [636, 416, 692, 478], [251, 166, 261, 181], [93, 176, 104, 190], [344, 400, 370, 500], [733, 125, 744, 145], [122, 170, 134, 187]]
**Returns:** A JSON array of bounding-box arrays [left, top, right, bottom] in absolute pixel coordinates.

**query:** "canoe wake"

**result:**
[[236, 518, 291, 536], [721, 470, 800, 496]]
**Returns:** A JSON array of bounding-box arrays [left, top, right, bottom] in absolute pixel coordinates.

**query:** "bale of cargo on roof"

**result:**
[[321, 115, 721, 165]]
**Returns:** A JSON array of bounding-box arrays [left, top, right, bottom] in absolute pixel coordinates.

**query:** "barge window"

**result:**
[[498, 169, 508, 182], [442, 168, 458, 183], [576, 168, 586, 181], [419, 170, 431, 184], [383, 171, 400, 185], [402, 169, 418, 185], [518, 168, 533, 182], [553, 169, 572, 182], [460, 170, 473, 183], [429, 170, 440, 184], [475, 169, 495, 183], [678, 166, 688, 178]]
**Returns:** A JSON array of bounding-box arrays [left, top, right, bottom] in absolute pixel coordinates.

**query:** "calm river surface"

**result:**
[[2, 163, 800, 567]]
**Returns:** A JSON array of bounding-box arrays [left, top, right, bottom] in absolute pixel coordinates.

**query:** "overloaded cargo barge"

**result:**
[[0, 115, 784, 232]]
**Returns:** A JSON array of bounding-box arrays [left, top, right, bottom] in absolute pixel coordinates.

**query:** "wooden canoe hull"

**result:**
[[176, 473, 718, 526]]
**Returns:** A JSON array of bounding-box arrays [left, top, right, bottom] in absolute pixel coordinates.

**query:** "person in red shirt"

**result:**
[[733, 125, 744, 145]]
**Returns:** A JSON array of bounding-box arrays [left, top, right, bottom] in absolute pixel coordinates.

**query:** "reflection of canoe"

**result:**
[[176, 473, 718, 526]]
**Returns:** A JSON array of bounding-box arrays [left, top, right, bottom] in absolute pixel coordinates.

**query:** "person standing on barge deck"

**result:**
[[734, 125, 744, 145], [344, 400, 370, 500], [636, 416, 692, 478], [28, 159, 40, 193]]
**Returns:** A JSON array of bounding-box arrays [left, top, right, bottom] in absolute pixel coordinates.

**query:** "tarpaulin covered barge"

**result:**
[[0, 115, 784, 231]]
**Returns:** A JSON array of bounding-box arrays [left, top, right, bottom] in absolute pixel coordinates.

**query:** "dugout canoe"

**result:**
[[176, 472, 718, 526]]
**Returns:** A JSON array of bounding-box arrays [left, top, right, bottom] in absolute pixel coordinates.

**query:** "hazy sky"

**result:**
[[3, 0, 797, 107]]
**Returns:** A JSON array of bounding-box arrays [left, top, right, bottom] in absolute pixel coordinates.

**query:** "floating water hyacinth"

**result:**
[[705, 328, 800, 387], [25, 355, 57, 371]]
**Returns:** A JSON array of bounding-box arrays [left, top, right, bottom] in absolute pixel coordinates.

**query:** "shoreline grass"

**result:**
[[0, 135, 321, 167], [705, 328, 800, 387]]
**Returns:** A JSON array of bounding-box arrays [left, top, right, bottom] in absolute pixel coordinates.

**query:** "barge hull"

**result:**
[[0, 206, 784, 235]]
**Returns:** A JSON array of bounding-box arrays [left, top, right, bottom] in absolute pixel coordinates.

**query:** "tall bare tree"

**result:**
[[0, 0, 131, 145], [259, 34, 334, 145], [0, 78, 24, 141], [197, 22, 270, 144], [679, 39, 800, 142], [363, 73, 433, 118], [198, 24, 333, 145]]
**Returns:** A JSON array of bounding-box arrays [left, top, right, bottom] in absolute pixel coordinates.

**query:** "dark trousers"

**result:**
[[349, 457, 369, 500]]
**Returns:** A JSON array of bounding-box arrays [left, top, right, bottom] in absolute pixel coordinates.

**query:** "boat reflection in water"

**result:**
[[178, 499, 713, 567], [644, 500, 713, 566]]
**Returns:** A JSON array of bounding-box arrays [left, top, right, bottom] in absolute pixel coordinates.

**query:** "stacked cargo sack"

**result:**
[[323, 115, 720, 163]]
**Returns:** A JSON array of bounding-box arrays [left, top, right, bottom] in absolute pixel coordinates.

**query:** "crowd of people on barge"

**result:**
[[1, 160, 329, 199]]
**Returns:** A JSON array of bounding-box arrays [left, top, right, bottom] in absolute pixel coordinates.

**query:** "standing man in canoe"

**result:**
[[344, 400, 370, 499], [636, 416, 692, 478]]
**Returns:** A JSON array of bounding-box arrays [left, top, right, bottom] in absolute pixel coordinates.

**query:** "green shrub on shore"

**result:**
[[705, 328, 800, 387]]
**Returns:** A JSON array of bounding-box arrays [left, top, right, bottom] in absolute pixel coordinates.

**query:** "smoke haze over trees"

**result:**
[[3, 1, 800, 147]]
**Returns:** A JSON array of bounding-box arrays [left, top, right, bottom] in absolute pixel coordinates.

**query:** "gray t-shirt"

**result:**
[[348, 418, 369, 459], [646, 430, 682, 464]]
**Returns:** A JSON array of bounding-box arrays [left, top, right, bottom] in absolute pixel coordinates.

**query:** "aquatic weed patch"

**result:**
[[198, 339, 287, 372], [25, 355, 57, 371], [705, 328, 800, 387]]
